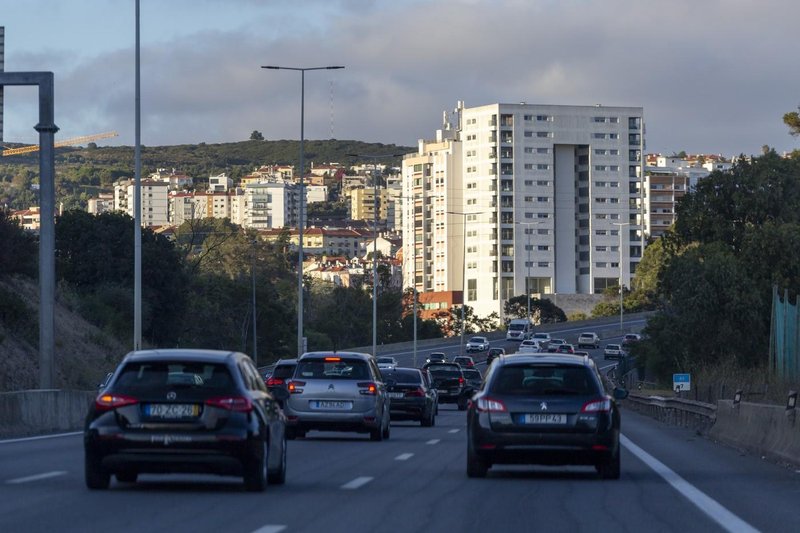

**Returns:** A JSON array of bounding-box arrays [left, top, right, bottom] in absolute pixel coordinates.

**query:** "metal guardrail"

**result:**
[[624, 393, 716, 433]]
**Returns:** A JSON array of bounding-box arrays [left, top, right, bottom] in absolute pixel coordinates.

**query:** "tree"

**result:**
[[0, 210, 37, 277], [783, 107, 800, 136], [503, 295, 566, 324], [250, 130, 264, 141]]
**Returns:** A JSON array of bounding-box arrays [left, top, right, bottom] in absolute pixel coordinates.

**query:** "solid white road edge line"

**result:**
[[341, 476, 374, 490], [621, 435, 759, 533], [395, 453, 414, 461], [0, 431, 82, 445], [250, 526, 287, 533], [6, 471, 67, 484], [426, 439, 440, 445]]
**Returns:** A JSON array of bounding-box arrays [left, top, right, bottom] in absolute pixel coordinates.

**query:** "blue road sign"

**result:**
[[673, 373, 691, 391]]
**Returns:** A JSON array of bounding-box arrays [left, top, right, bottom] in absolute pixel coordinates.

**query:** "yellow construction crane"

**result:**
[[2, 131, 119, 156]]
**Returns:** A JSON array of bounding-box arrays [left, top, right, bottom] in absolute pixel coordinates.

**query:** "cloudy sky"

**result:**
[[2, 0, 799, 157]]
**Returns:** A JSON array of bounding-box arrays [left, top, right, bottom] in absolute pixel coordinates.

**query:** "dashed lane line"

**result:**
[[395, 453, 414, 461], [426, 439, 441, 445], [448, 429, 460, 434], [341, 476, 374, 490], [250, 526, 287, 533]]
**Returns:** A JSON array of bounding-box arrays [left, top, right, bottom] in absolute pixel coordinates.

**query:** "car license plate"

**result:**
[[311, 400, 353, 410], [144, 403, 200, 419], [387, 392, 404, 399], [522, 413, 567, 424]]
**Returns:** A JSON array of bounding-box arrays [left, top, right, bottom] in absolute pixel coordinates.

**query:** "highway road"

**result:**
[[2, 320, 799, 532]]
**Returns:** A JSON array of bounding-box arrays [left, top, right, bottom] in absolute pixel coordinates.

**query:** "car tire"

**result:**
[[382, 414, 391, 440], [115, 471, 138, 483], [597, 446, 621, 480], [421, 409, 433, 427], [85, 453, 110, 490], [243, 439, 269, 492], [457, 396, 468, 411], [267, 435, 287, 485], [466, 440, 489, 478]]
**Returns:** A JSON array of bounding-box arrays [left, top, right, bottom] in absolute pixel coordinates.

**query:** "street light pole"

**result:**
[[518, 221, 540, 328], [262, 65, 344, 357], [613, 222, 630, 332], [251, 239, 258, 366]]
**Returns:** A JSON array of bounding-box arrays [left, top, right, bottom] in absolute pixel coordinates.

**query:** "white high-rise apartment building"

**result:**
[[237, 181, 302, 230], [114, 178, 170, 227], [402, 102, 645, 319]]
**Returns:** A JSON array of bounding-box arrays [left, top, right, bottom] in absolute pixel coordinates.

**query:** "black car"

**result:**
[[423, 362, 471, 410], [486, 347, 506, 366], [380, 367, 437, 427], [266, 358, 297, 406], [462, 368, 484, 391], [466, 353, 628, 479], [84, 349, 288, 491], [426, 352, 447, 364]]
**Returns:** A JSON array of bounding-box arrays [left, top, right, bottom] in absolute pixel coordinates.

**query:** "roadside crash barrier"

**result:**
[[624, 393, 716, 434], [0, 389, 94, 438]]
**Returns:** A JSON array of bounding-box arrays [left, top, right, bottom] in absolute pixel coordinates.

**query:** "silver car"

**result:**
[[284, 352, 391, 441]]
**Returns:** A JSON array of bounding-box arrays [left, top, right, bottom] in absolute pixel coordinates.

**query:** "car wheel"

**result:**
[[85, 453, 110, 490], [382, 413, 391, 440], [370, 424, 383, 441], [420, 409, 432, 427], [267, 435, 287, 485], [466, 439, 489, 478], [243, 439, 269, 492], [116, 471, 138, 484], [457, 396, 468, 411], [596, 446, 621, 480]]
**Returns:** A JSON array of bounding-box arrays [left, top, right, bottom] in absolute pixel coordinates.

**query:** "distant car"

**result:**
[[466, 353, 628, 479], [376, 356, 398, 370], [462, 368, 484, 390], [426, 352, 447, 364], [486, 347, 506, 366], [577, 332, 600, 349], [573, 350, 591, 358], [530, 332, 552, 347], [453, 355, 476, 368], [265, 358, 297, 405], [84, 349, 288, 491], [603, 344, 625, 360], [546, 338, 567, 353], [517, 340, 541, 354], [622, 333, 642, 347], [465, 336, 490, 353], [555, 343, 576, 354], [284, 352, 391, 441], [380, 367, 437, 427], [423, 362, 470, 410]]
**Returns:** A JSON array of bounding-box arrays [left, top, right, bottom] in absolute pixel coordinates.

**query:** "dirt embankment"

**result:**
[[0, 276, 129, 392]]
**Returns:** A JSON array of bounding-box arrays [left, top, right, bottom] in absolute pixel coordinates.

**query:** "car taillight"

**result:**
[[95, 393, 138, 412], [405, 387, 425, 397], [581, 398, 611, 413], [458, 377, 465, 385], [206, 396, 253, 412], [358, 382, 378, 395], [266, 377, 284, 386], [476, 397, 507, 413], [288, 380, 305, 394]]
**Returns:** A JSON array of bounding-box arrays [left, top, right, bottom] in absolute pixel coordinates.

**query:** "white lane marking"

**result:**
[[426, 439, 441, 445], [0, 432, 82, 445], [621, 435, 759, 533], [251, 526, 287, 533], [448, 429, 460, 434], [6, 471, 67, 484], [341, 476, 373, 490], [395, 453, 414, 461]]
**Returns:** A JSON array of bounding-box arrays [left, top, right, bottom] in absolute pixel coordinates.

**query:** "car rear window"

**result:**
[[427, 364, 462, 378], [376, 357, 395, 364], [463, 370, 482, 379], [296, 358, 371, 380], [114, 361, 236, 394], [380, 369, 421, 384], [491, 364, 599, 396], [272, 364, 296, 379]]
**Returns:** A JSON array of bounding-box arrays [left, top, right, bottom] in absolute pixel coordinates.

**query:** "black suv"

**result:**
[[466, 353, 628, 479], [84, 349, 288, 491], [423, 362, 472, 410]]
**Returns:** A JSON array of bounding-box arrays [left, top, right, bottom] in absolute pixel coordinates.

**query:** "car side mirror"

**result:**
[[272, 387, 290, 402], [613, 388, 629, 400]]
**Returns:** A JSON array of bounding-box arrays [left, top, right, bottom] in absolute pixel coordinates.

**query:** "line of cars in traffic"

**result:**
[[84, 332, 632, 490]]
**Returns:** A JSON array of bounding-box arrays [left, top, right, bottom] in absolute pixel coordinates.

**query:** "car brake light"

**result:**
[[458, 377, 465, 385], [324, 357, 341, 362], [358, 382, 378, 395], [581, 398, 611, 413], [266, 377, 284, 386], [206, 396, 253, 412], [288, 380, 305, 394], [476, 397, 507, 413], [95, 393, 138, 411], [405, 387, 425, 397]]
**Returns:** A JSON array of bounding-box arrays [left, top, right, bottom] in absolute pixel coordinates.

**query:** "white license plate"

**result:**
[[145, 403, 200, 418], [523, 413, 567, 424], [387, 392, 404, 399], [311, 400, 353, 410]]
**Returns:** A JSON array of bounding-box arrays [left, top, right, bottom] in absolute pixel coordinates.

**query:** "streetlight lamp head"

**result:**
[[326, 66, 345, 70], [261, 66, 280, 69]]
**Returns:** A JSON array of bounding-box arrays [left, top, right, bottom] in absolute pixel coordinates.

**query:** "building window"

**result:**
[[537, 115, 552, 122], [536, 132, 552, 138], [467, 279, 477, 301]]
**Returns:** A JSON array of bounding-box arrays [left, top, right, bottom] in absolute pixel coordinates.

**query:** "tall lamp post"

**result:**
[[613, 222, 630, 332], [447, 210, 486, 355], [346, 153, 402, 357], [518, 221, 541, 327], [262, 65, 344, 357]]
